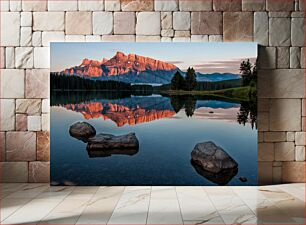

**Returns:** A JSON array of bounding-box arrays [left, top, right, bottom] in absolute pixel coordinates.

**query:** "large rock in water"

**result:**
[[191, 141, 238, 173], [87, 133, 139, 150], [69, 122, 96, 140]]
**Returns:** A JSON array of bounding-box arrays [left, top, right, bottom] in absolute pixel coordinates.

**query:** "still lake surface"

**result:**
[[51, 93, 257, 186]]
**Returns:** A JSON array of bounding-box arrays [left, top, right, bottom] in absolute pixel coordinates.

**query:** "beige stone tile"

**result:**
[[173, 37, 190, 42], [286, 132, 295, 142], [136, 12, 160, 35], [254, 12, 268, 46], [208, 35, 223, 42], [105, 0, 120, 11], [161, 29, 174, 37], [223, 12, 253, 42], [121, 0, 153, 11], [266, 0, 294, 11], [22, 0, 47, 11], [258, 69, 304, 98], [291, 18, 304, 47], [93, 12, 113, 35], [0, 197, 32, 221], [66, 12, 92, 35], [0, 132, 5, 161], [191, 12, 222, 35], [34, 47, 50, 68], [29, 161, 50, 183], [155, 0, 178, 11], [282, 162, 305, 182], [85, 35, 102, 42], [0, 47, 5, 69], [16, 99, 41, 115], [27, 115, 41, 131], [114, 12, 135, 35], [1, 12, 20, 46], [0, 162, 28, 182], [258, 46, 276, 69], [290, 47, 301, 69], [0, 69, 24, 98], [21, 12, 32, 27], [264, 132, 286, 142], [6, 131, 36, 161], [242, 0, 265, 11], [276, 47, 290, 68], [213, 0, 242, 11], [161, 12, 172, 29], [0, 99, 15, 131], [37, 131, 50, 161], [42, 99, 50, 113], [0, 0, 9, 11], [269, 99, 301, 131], [32, 31, 42, 47], [257, 112, 269, 131], [173, 12, 190, 30], [191, 35, 208, 42], [269, 18, 291, 46], [48, 0, 77, 11], [295, 146, 305, 161], [258, 143, 274, 161], [16, 114, 27, 131], [42, 32, 65, 47], [20, 27, 32, 47], [65, 35, 86, 42], [26, 69, 50, 98], [41, 113, 50, 131], [295, 132, 305, 146], [175, 30, 190, 37], [258, 162, 273, 185], [15, 47, 33, 68], [101, 35, 135, 42], [5, 47, 15, 69], [78, 0, 104, 11], [179, 0, 212, 11], [33, 12, 65, 31], [274, 142, 295, 161], [136, 36, 161, 42]]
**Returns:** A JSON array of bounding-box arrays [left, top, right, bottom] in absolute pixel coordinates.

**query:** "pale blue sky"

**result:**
[[51, 42, 257, 74]]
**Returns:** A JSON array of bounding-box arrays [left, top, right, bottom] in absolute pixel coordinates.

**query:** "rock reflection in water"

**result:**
[[87, 148, 139, 158], [191, 160, 238, 185]]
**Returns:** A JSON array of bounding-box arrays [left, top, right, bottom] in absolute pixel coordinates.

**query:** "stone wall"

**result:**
[[0, 0, 305, 184]]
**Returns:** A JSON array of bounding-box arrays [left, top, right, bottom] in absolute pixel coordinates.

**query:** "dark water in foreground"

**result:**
[[51, 93, 257, 186]]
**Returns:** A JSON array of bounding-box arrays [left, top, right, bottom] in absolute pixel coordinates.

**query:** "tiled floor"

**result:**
[[0, 183, 305, 224]]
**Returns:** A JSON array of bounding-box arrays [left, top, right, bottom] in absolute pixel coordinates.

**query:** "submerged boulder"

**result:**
[[69, 122, 96, 141], [87, 132, 139, 150], [191, 141, 238, 173]]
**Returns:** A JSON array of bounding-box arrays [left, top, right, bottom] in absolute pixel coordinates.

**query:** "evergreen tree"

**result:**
[[239, 59, 253, 86], [184, 67, 197, 91], [171, 71, 185, 90]]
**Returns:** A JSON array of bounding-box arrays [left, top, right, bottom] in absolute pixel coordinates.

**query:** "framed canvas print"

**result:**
[[50, 42, 257, 186]]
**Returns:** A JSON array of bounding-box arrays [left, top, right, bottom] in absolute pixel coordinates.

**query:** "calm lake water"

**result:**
[[51, 93, 257, 186]]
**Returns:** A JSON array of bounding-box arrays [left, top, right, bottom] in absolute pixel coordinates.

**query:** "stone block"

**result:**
[[291, 18, 304, 47], [65, 35, 86, 42], [42, 99, 50, 113], [276, 47, 289, 68], [258, 143, 274, 161], [301, 47, 305, 69], [20, 27, 32, 47], [257, 112, 269, 131], [1, 0, 9, 11], [27, 116, 41, 131], [0, 48, 4, 69], [41, 114, 50, 131], [268, 12, 290, 17], [48, 0, 77, 11], [213, 0, 242, 11], [37, 131, 50, 161], [191, 35, 208, 42], [299, 0, 305, 11], [1, 12, 20, 46], [16, 114, 27, 131], [66, 12, 92, 35], [290, 47, 301, 69], [0, 162, 28, 182], [295, 132, 305, 146], [114, 12, 135, 35], [258, 132, 264, 142], [93, 12, 113, 35], [266, 0, 294, 11], [161, 37, 172, 42], [275, 142, 295, 161], [42, 32, 65, 47], [85, 35, 102, 42], [179, 0, 212, 11], [258, 69, 304, 98], [172, 37, 190, 42], [269, 18, 291, 46], [242, 0, 265, 11], [5, 47, 14, 69], [295, 146, 305, 161], [282, 162, 305, 183], [78, 0, 104, 11], [136, 36, 161, 42], [121, 0, 154, 11], [0, 99, 15, 131], [161, 29, 174, 37], [16, 99, 41, 115], [15, 47, 33, 69], [34, 47, 49, 68], [264, 132, 286, 142], [21, 12, 32, 27], [136, 12, 160, 35], [191, 12, 222, 35], [25, 69, 50, 98], [254, 12, 268, 46], [0, 132, 5, 161], [105, 0, 120, 11], [208, 35, 222, 42], [6, 132, 36, 161], [272, 164, 282, 184], [155, 0, 178, 11], [258, 162, 273, 185], [9, 0, 21, 12], [174, 31, 190, 37], [0, 69, 24, 98], [29, 162, 50, 183], [223, 12, 253, 41], [286, 132, 295, 142], [33, 12, 65, 31], [161, 12, 172, 29], [258, 47, 276, 69], [32, 31, 42, 47], [101, 35, 135, 42], [173, 12, 190, 30], [22, 0, 47, 11], [269, 99, 301, 131], [258, 98, 269, 112]]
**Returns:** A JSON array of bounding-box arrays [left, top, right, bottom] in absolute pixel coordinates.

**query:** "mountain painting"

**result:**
[[50, 42, 258, 186]]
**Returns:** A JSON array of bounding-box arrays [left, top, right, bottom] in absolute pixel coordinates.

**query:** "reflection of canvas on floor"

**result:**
[[50, 42, 258, 186]]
